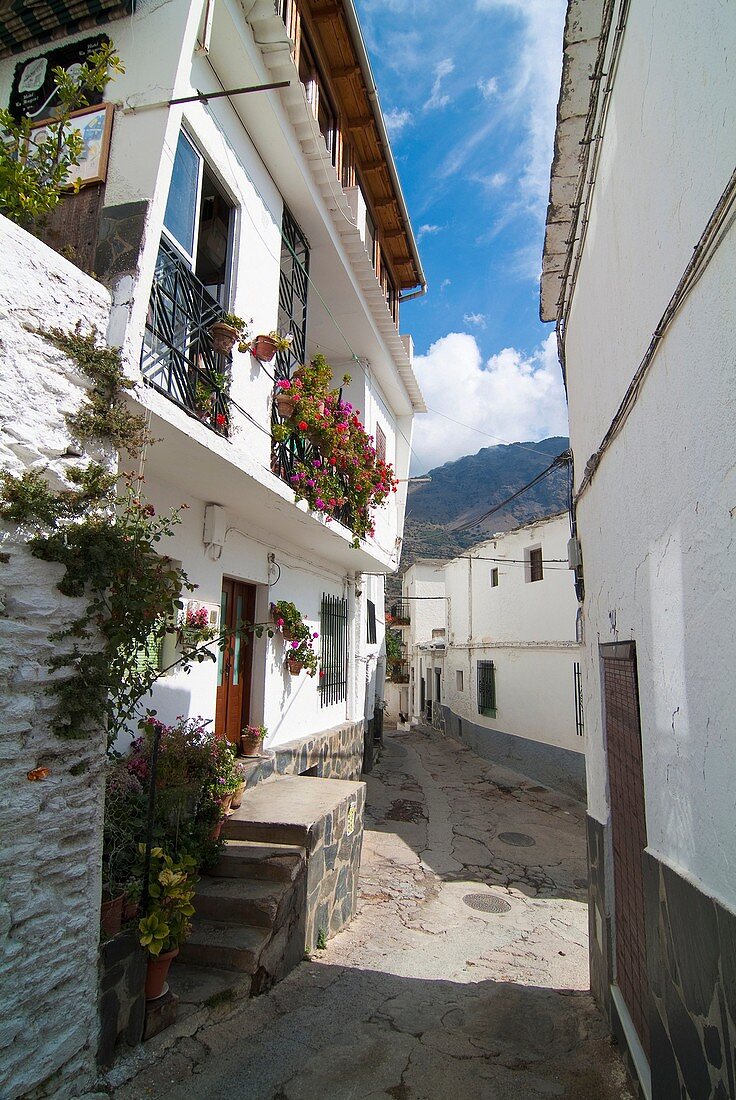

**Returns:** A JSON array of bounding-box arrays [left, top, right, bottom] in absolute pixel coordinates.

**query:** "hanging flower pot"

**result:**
[[251, 334, 280, 362], [210, 321, 240, 355], [287, 656, 304, 675], [145, 947, 179, 1000], [275, 392, 298, 419]]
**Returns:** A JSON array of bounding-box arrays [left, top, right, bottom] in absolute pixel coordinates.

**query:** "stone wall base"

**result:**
[[240, 720, 366, 791], [443, 706, 586, 802]]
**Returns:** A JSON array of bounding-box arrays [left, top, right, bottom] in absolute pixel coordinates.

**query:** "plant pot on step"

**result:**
[[145, 947, 179, 1000], [274, 392, 298, 419], [251, 334, 279, 362], [240, 731, 263, 756], [210, 321, 239, 355], [286, 656, 304, 676], [230, 781, 246, 810], [100, 891, 124, 937]]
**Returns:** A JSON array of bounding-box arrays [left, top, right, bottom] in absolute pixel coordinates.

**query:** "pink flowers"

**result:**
[[277, 379, 292, 390]]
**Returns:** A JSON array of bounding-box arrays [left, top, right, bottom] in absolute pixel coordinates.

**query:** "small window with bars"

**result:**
[[526, 546, 543, 583], [367, 599, 377, 644], [375, 424, 386, 465], [477, 660, 496, 718], [320, 593, 348, 706]]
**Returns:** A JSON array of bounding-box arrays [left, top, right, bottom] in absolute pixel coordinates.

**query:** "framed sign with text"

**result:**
[[9, 34, 110, 121], [30, 102, 113, 188]]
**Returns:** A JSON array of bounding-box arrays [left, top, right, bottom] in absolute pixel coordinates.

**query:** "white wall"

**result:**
[[0, 219, 113, 1099], [563, 0, 736, 908]]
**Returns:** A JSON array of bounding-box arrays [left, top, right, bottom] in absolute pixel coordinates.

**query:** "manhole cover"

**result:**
[[463, 893, 512, 914], [497, 831, 536, 847]]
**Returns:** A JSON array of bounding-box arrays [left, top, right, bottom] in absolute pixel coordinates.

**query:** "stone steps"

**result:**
[[194, 876, 292, 927], [212, 839, 304, 882], [180, 920, 271, 973]]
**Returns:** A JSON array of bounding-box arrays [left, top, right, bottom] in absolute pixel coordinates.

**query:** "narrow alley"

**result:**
[[111, 727, 633, 1100]]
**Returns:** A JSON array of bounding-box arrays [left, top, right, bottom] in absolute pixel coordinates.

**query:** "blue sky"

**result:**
[[354, 0, 569, 472]]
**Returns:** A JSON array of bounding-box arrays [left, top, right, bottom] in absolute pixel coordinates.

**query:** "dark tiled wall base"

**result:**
[[443, 706, 587, 801], [240, 720, 365, 791], [98, 930, 146, 1070], [645, 853, 736, 1100], [586, 815, 613, 1020], [304, 784, 366, 953]]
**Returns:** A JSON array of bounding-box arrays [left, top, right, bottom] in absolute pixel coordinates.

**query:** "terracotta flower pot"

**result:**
[[275, 392, 298, 419], [240, 731, 263, 756], [287, 656, 304, 675], [122, 898, 139, 923], [251, 334, 279, 362], [100, 892, 124, 937], [145, 947, 179, 1000], [230, 782, 246, 810], [210, 321, 239, 355], [210, 817, 224, 840]]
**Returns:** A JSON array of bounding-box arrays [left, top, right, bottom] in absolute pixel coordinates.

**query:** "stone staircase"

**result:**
[[178, 775, 366, 996], [180, 836, 308, 995]]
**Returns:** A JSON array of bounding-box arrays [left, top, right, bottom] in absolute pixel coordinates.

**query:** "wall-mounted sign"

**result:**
[[346, 801, 356, 836], [9, 34, 110, 120], [30, 102, 113, 188]]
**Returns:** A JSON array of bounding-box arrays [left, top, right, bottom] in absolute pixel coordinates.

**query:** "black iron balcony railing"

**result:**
[[141, 236, 231, 437], [390, 600, 410, 625], [388, 660, 410, 684]]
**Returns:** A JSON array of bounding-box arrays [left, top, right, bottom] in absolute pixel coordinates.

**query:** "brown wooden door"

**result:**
[[602, 641, 650, 1059], [215, 578, 256, 744]]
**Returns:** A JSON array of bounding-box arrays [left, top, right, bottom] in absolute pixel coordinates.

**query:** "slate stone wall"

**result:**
[[239, 720, 366, 791], [645, 855, 736, 1100], [0, 217, 113, 1099], [443, 706, 586, 802], [97, 931, 146, 1070], [304, 783, 366, 953]]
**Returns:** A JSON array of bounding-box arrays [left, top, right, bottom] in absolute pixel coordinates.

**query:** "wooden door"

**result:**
[[215, 578, 256, 744], [602, 641, 650, 1059]]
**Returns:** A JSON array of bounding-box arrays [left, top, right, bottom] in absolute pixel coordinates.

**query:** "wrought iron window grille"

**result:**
[[320, 593, 348, 707], [477, 659, 496, 718]]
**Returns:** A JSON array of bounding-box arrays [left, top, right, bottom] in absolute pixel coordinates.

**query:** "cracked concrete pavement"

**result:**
[[111, 725, 634, 1099]]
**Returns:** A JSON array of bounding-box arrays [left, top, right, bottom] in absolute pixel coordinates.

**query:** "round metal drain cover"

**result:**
[[463, 893, 512, 914], [497, 831, 536, 847]]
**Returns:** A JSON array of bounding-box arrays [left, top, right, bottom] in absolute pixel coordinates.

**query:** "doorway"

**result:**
[[215, 578, 256, 745], [601, 641, 650, 1060]]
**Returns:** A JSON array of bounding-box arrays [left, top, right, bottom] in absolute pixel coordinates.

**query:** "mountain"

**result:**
[[389, 436, 569, 600]]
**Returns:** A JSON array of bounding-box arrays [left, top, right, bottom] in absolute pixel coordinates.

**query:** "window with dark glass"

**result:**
[[477, 660, 496, 718], [490, 567, 499, 587], [528, 547, 543, 583], [367, 600, 377, 644], [320, 594, 348, 707]]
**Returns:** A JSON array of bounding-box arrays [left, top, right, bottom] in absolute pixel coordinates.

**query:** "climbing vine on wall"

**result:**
[[0, 327, 213, 744]]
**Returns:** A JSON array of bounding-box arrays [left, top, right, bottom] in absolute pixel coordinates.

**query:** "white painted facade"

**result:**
[[443, 514, 583, 757], [396, 560, 447, 721], [0, 0, 424, 755], [541, 0, 736, 922]]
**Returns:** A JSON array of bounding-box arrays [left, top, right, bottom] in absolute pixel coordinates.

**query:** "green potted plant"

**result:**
[[270, 600, 319, 676], [210, 312, 251, 356], [240, 723, 267, 758], [138, 846, 198, 999], [249, 330, 293, 363]]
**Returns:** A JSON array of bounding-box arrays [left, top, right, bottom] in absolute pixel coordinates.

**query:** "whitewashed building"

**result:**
[[0, 0, 425, 768], [541, 0, 736, 1096], [396, 516, 584, 799]]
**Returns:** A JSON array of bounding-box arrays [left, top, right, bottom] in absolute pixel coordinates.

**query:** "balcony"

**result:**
[[388, 660, 410, 684], [389, 600, 410, 626], [141, 237, 232, 438]]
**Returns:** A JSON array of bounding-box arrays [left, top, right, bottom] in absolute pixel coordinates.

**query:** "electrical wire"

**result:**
[[452, 452, 570, 533], [423, 409, 568, 460]]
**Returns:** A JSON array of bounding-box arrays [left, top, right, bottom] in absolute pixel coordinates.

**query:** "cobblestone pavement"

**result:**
[[111, 726, 634, 1100]]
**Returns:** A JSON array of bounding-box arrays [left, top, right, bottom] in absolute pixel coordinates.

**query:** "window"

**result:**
[[298, 29, 338, 166], [477, 660, 496, 718], [456, 669, 464, 692], [366, 599, 377, 644], [320, 593, 348, 706], [276, 205, 309, 376], [526, 546, 543, 583], [490, 567, 499, 588], [375, 424, 386, 464]]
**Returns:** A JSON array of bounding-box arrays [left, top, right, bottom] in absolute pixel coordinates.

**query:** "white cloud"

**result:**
[[424, 57, 455, 110], [439, 278, 451, 292], [418, 223, 444, 239], [384, 107, 413, 136], [463, 312, 487, 327], [477, 75, 499, 99], [411, 331, 568, 473]]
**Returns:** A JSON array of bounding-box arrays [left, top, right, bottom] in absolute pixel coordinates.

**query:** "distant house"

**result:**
[[394, 514, 584, 799], [541, 0, 736, 1096]]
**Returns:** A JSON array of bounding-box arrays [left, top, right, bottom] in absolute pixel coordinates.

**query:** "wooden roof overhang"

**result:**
[[302, 0, 424, 293], [0, 0, 134, 59]]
